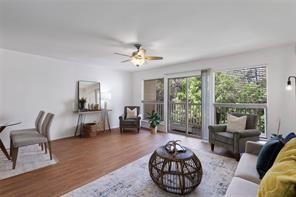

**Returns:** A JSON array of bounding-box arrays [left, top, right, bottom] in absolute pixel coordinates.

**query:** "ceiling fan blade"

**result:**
[[121, 60, 130, 63], [114, 53, 131, 57], [145, 56, 163, 60]]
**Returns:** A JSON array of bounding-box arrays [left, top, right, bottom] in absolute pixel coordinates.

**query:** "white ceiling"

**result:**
[[1, 0, 296, 71]]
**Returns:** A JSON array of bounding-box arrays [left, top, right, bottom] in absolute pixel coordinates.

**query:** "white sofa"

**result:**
[[225, 141, 264, 197]]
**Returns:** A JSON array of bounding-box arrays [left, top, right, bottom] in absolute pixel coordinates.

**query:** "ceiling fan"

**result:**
[[114, 44, 163, 67]]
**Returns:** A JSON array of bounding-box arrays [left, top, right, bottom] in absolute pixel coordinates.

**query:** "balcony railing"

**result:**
[[214, 103, 267, 135], [168, 102, 202, 137], [169, 102, 202, 125], [142, 101, 164, 121], [143, 101, 266, 137]]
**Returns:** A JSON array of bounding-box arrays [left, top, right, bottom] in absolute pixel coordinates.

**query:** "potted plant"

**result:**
[[147, 110, 160, 134], [78, 97, 87, 111]]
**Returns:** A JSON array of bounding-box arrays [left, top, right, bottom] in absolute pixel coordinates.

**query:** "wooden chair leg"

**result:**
[[10, 138, 13, 157], [41, 143, 44, 151], [44, 143, 47, 154], [12, 147, 19, 169], [235, 153, 240, 161], [211, 143, 214, 152], [48, 142, 52, 160]]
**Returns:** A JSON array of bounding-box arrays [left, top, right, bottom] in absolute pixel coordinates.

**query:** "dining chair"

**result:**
[[10, 110, 45, 136], [10, 110, 45, 155], [10, 113, 54, 169]]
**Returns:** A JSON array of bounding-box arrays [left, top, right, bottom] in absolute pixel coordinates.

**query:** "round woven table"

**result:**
[[149, 145, 202, 195]]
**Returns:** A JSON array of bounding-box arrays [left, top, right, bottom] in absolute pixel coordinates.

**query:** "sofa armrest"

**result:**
[[208, 124, 227, 133], [234, 129, 261, 138], [245, 141, 264, 155]]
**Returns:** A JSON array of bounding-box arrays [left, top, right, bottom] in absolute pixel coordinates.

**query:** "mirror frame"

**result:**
[[77, 80, 101, 111]]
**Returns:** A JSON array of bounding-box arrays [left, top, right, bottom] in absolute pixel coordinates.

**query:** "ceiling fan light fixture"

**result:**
[[131, 57, 145, 66], [114, 43, 163, 67]]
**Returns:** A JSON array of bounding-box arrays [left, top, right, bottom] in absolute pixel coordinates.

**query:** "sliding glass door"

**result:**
[[168, 76, 202, 138]]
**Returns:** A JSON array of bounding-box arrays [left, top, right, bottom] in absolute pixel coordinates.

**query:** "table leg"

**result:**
[[79, 114, 86, 137], [106, 112, 111, 132], [0, 139, 11, 160], [103, 110, 106, 132], [74, 114, 82, 137]]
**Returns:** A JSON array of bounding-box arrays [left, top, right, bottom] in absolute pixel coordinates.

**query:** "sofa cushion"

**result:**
[[275, 138, 296, 164], [284, 132, 296, 144], [225, 177, 259, 197], [256, 138, 284, 179], [215, 132, 233, 144], [235, 153, 260, 184], [258, 160, 296, 197], [258, 138, 296, 197]]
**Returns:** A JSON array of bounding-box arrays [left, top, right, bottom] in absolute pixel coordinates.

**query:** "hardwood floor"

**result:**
[[0, 129, 233, 197]]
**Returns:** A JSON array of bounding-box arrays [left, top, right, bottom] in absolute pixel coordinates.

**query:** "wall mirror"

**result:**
[[78, 81, 101, 111]]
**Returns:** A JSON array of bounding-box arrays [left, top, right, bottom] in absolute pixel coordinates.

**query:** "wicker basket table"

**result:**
[[149, 144, 202, 195]]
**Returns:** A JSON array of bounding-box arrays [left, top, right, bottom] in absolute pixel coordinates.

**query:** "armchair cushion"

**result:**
[[126, 108, 137, 119], [226, 114, 247, 132]]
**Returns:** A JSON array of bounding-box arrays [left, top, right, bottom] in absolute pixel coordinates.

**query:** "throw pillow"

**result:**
[[226, 114, 247, 132], [258, 161, 296, 197], [126, 108, 137, 119], [258, 139, 296, 197], [284, 132, 296, 144], [275, 138, 296, 164], [256, 138, 284, 179]]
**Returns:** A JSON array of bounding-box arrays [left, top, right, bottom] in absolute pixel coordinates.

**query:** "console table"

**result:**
[[74, 109, 111, 137], [0, 121, 21, 160]]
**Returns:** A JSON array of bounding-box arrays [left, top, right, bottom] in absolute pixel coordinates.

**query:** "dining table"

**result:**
[[0, 121, 21, 160]]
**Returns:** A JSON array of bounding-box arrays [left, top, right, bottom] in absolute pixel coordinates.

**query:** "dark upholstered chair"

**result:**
[[208, 113, 261, 161], [119, 106, 141, 133]]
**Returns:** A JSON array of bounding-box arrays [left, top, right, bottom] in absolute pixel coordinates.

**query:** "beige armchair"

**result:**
[[208, 113, 261, 161]]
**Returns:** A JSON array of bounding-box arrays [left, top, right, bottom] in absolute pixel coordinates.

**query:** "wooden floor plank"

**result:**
[[0, 129, 233, 197]]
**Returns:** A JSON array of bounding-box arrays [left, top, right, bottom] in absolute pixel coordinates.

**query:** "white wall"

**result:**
[[0, 49, 132, 146], [132, 44, 296, 138]]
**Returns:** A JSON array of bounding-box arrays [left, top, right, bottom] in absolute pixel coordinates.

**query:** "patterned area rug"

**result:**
[[0, 144, 57, 180], [63, 149, 237, 197]]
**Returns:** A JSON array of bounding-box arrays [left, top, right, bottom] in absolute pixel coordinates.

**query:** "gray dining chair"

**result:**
[[10, 110, 45, 154], [10, 113, 54, 169], [10, 110, 45, 136]]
